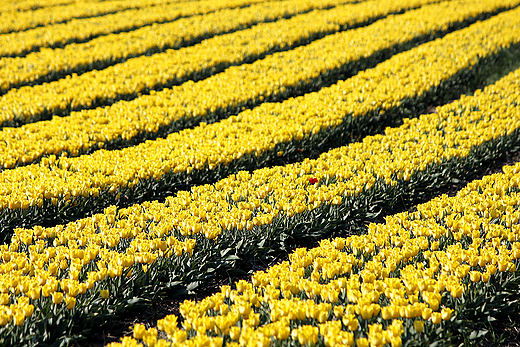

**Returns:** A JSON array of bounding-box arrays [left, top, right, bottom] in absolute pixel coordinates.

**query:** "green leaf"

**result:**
[[187, 282, 199, 291], [127, 297, 144, 305], [469, 330, 488, 340], [220, 248, 233, 258]]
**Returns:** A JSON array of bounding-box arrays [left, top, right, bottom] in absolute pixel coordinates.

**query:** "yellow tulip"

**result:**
[[431, 312, 442, 325], [469, 271, 481, 283], [52, 292, 64, 305], [13, 312, 25, 326], [413, 320, 425, 333], [65, 296, 76, 310], [133, 323, 146, 340]]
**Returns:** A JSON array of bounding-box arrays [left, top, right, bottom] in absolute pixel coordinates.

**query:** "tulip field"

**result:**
[[2, 0, 520, 346]]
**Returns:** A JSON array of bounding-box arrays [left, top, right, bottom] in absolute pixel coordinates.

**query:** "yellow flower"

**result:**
[[171, 330, 187, 344], [368, 324, 384, 347], [449, 285, 463, 299], [52, 292, 64, 304], [100, 289, 109, 299], [390, 336, 402, 347], [28, 288, 41, 300], [13, 312, 25, 326], [228, 325, 241, 340], [0, 314, 9, 326], [42, 284, 54, 297], [441, 307, 454, 321], [142, 327, 158, 347], [498, 260, 510, 272], [291, 325, 319, 346], [318, 310, 329, 323], [469, 271, 481, 283], [22, 304, 34, 317], [65, 296, 76, 310], [133, 323, 146, 340], [431, 312, 442, 325], [278, 325, 290, 340], [413, 320, 424, 333], [356, 337, 369, 347], [0, 294, 9, 305], [381, 306, 393, 320]]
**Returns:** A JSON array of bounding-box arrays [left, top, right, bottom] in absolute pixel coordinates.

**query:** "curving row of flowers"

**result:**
[[0, 0, 76, 13], [113, 160, 520, 347], [0, 0, 433, 124], [0, 42, 518, 344], [0, 0, 277, 92], [0, 0, 511, 171], [0, 0, 290, 58], [0, 0, 187, 35], [0, 6, 518, 238]]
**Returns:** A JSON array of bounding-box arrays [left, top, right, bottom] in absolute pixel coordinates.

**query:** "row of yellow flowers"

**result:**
[[0, 6, 518, 220], [0, 0, 274, 91], [0, 0, 434, 123], [0, 0, 511, 171], [0, 34, 518, 344], [114, 160, 520, 347], [0, 0, 288, 58], [0, 0, 185, 35], [0, 0, 75, 13]]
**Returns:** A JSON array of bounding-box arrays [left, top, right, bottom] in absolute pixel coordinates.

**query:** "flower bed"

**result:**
[[117, 161, 520, 347], [0, 0, 308, 58], [0, 44, 519, 345], [0, 0, 190, 34], [0, 0, 510, 171], [0, 6, 519, 240], [0, 0, 432, 124]]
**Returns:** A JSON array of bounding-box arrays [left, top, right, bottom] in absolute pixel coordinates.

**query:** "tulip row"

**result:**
[[0, 7, 519, 239], [0, 0, 75, 13], [0, 0, 513, 172], [0, 0, 435, 124], [0, 0, 193, 34], [0, 0, 272, 91], [0, 32, 519, 346], [0, 0, 319, 59], [114, 160, 520, 347]]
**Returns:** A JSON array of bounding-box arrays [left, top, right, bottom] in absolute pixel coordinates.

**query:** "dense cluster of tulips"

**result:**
[[0, 6, 518, 221], [0, 0, 282, 58], [0, 54, 517, 343], [112, 160, 520, 347], [2, 0, 520, 345], [0, 0, 179, 34], [0, 0, 432, 124], [1, 0, 76, 12], [0, 0, 512, 170], [0, 0, 278, 93]]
